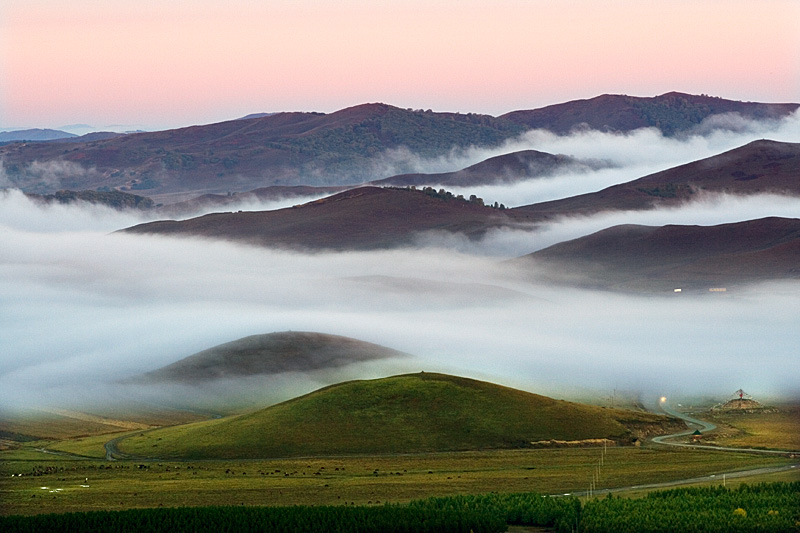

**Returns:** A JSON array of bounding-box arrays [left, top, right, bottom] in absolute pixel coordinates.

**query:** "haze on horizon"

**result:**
[[2, 0, 799, 131]]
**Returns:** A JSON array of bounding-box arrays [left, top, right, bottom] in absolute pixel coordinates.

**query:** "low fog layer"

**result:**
[[1, 191, 798, 411], [2, 116, 800, 411], [378, 110, 800, 208]]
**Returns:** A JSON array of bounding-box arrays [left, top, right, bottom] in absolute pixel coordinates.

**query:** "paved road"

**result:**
[[563, 463, 799, 498]]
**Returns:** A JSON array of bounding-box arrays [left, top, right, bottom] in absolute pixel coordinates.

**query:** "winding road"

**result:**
[[653, 400, 800, 456]]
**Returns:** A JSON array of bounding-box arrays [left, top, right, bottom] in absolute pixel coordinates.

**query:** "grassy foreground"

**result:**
[[2, 446, 796, 516]]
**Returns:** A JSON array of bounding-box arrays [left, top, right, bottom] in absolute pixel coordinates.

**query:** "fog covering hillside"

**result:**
[[134, 331, 410, 384], [1, 106, 799, 413], [521, 217, 800, 291]]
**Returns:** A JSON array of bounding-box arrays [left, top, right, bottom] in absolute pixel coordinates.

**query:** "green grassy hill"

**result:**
[[119, 373, 676, 459]]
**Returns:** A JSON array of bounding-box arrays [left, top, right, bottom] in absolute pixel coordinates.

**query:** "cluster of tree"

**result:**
[[3, 482, 795, 533], [404, 186, 505, 209], [27, 189, 154, 210], [409, 492, 580, 533], [580, 482, 800, 533], [0, 504, 504, 533]]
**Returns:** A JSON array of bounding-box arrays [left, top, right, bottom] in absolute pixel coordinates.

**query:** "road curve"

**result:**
[[652, 401, 799, 456]]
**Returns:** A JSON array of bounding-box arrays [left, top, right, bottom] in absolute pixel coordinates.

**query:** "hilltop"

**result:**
[[0, 104, 522, 196], [122, 186, 523, 250], [521, 217, 800, 290], [134, 331, 410, 384], [117, 373, 678, 459], [372, 149, 605, 187], [2, 93, 795, 197], [501, 92, 798, 136]]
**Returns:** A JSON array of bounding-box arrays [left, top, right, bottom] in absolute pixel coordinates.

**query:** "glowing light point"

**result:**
[[660, 396, 667, 403]]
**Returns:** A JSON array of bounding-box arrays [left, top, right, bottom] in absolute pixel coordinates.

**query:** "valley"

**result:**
[[2, 91, 799, 529]]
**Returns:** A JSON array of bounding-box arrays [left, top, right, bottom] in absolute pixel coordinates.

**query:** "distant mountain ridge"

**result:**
[[2, 93, 795, 197], [0, 103, 523, 195], [501, 92, 798, 136], [0, 128, 76, 142]]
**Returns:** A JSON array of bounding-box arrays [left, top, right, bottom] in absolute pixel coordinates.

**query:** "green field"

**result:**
[[2, 445, 796, 517], [2, 375, 797, 521], [703, 406, 800, 451]]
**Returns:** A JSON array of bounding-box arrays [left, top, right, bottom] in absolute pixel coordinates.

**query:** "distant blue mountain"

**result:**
[[0, 128, 76, 142]]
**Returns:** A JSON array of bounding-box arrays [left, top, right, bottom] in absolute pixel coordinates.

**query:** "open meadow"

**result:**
[[2, 443, 796, 517]]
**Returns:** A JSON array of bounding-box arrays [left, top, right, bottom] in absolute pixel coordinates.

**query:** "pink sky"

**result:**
[[2, 0, 799, 130]]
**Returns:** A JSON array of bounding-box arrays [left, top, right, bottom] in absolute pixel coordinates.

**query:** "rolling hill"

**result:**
[[122, 186, 525, 250], [501, 92, 798, 136], [0, 104, 523, 196], [521, 217, 800, 290], [2, 93, 795, 198], [117, 373, 679, 459], [133, 331, 410, 384], [372, 149, 605, 187], [157, 185, 349, 217], [511, 140, 800, 222], [120, 140, 800, 254]]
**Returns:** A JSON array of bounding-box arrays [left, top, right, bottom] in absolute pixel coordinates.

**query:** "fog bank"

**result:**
[[1, 196, 798, 411]]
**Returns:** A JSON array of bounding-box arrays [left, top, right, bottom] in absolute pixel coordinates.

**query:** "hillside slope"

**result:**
[[118, 373, 678, 459], [512, 140, 800, 222], [522, 217, 800, 290], [122, 186, 524, 250], [372, 150, 600, 187], [0, 104, 523, 195], [134, 331, 410, 384], [3, 94, 795, 197]]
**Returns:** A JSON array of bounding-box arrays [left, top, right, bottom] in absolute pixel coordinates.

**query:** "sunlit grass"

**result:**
[[704, 406, 800, 451]]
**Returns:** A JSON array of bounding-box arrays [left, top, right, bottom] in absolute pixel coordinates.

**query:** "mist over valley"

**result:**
[[1, 93, 799, 424]]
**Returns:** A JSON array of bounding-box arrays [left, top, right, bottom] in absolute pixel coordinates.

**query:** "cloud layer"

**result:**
[[2, 119, 799, 412], [1, 194, 798, 412]]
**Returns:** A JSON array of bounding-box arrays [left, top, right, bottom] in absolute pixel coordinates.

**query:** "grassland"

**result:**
[[2, 446, 795, 517], [115, 373, 678, 459], [702, 405, 800, 451]]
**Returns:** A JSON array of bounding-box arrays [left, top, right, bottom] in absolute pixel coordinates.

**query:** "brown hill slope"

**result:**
[[372, 150, 594, 187], [501, 92, 798, 136], [0, 104, 523, 196], [521, 217, 800, 290], [158, 185, 350, 217], [122, 186, 523, 250], [512, 140, 800, 222], [134, 331, 409, 384]]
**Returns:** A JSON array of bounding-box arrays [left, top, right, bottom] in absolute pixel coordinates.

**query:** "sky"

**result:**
[[2, 0, 799, 131]]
